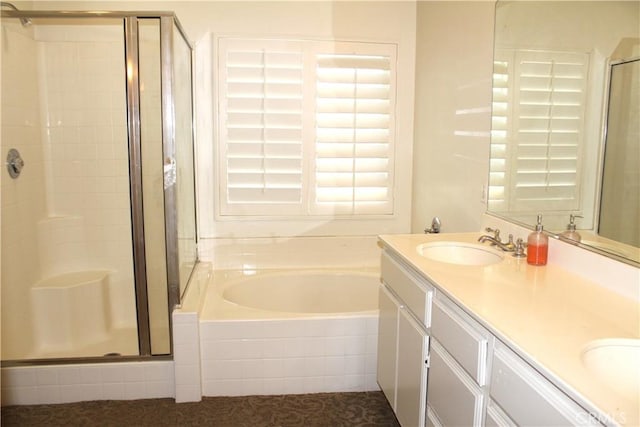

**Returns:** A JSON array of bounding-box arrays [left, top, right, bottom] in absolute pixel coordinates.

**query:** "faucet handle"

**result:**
[[513, 238, 527, 258], [485, 227, 501, 241], [424, 217, 441, 234]]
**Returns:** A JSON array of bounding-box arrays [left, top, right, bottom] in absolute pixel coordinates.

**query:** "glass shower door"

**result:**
[[1, 17, 139, 360]]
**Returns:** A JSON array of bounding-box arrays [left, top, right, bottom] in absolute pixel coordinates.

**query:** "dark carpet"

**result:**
[[1, 391, 400, 427]]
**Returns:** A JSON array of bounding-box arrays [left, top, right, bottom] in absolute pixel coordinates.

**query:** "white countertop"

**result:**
[[379, 232, 640, 427]]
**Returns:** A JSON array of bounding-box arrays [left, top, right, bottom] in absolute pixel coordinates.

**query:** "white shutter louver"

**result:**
[[489, 49, 589, 213], [220, 40, 304, 215], [314, 52, 393, 215], [218, 38, 396, 217]]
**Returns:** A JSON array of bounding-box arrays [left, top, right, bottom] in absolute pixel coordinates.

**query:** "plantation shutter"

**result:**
[[489, 49, 589, 213], [313, 49, 394, 215], [219, 39, 305, 216], [218, 38, 396, 217]]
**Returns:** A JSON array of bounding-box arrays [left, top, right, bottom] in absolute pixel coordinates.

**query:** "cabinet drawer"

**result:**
[[431, 294, 490, 385], [381, 251, 433, 326], [428, 339, 484, 427], [491, 341, 596, 426]]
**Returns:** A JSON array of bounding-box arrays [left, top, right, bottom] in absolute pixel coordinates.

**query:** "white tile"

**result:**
[[283, 338, 306, 358], [102, 382, 125, 400], [344, 374, 365, 391], [324, 356, 345, 376], [365, 374, 379, 391], [240, 378, 263, 396], [175, 384, 201, 402], [175, 364, 200, 386], [240, 359, 264, 379], [365, 353, 378, 375], [324, 336, 346, 356], [262, 358, 284, 378], [262, 378, 285, 395], [324, 375, 346, 392], [344, 335, 367, 356], [80, 365, 103, 384], [57, 367, 82, 385], [146, 380, 175, 399], [144, 363, 173, 382], [80, 383, 104, 401], [303, 357, 324, 377], [101, 365, 124, 383], [58, 384, 86, 403], [35, 368, 59, 386], [344, 355, 366, 375], [174, 342, 200, 365], [261, 338, 286, 358], [37, 385, 61, 404], [365, 333, 378, 355], [303, 337, 325, 357], [2, 368, 36, 387], [283, 377, 306, 395], [1, 386, 38, 406], [124, 382, 147, 400], [122, 365, 146, 383], [304, 319, 326, 337], [304, 376, 325, 393], [284, 358, 307, 378]]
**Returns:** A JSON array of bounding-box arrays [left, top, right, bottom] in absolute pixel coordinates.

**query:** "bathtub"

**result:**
[[198, 268, 381, 397]]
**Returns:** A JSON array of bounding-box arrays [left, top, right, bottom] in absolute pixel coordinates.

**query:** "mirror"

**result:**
[[488, 1, 640, 265]]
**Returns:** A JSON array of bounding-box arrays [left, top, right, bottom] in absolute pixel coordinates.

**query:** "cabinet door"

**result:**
[[396, 308, 429, 427], [428, 339, 484, 427], [377, 284, 399, 408]]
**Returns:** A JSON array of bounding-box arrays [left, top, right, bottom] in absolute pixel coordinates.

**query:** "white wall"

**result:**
[[29, 1, 418, 239], [411, 1, 495, 233]]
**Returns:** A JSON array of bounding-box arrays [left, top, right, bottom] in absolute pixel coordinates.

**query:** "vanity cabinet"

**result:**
[[377, 240, 604, 427], [377, 250, 432, 427]]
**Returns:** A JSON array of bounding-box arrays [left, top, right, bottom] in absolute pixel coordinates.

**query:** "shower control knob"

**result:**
[[6, 148, 24, 179]]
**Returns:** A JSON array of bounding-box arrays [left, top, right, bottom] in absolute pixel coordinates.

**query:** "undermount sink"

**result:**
[[416, 241, 504, 266], [581, 338, 640, 400]]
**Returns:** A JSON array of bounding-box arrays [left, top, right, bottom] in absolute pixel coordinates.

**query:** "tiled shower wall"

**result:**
[[39, 24, 136, 330], [1, 21, 47, 357]]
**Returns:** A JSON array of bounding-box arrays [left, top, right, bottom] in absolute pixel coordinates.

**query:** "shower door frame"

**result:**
[[0, 9, 197, 363]]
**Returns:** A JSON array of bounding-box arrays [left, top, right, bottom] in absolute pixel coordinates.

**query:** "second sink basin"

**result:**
[[581, 338, 640, 401], [416, 241, 504, 266]]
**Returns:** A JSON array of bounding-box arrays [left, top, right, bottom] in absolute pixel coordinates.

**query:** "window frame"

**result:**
[[215, 36, 398, 220]]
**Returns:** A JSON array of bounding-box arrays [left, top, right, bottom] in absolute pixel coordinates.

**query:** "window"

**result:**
[[489, 49, 589, 214], [217, 38, 396, 218]]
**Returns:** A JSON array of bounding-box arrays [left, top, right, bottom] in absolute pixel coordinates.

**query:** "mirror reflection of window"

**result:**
[[489, 49, 589, 214], [599, 58, 640, 247]]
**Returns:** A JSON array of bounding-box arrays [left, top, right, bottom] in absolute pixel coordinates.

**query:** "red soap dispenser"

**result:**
[[527, 214, 548, 266]]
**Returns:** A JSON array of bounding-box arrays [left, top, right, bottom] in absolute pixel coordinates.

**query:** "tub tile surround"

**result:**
[[379, 218, 640, 426], [193, 236, 382, 401], [199, 316, 379, 398]]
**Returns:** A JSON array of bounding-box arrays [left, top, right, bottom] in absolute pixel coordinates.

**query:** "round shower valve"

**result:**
[[6, 148, 25, 179]]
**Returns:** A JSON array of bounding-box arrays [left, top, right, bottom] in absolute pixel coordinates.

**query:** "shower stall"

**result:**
[[1, 7, 197, 363]]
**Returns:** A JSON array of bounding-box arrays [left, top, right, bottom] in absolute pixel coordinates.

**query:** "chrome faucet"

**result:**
[[478, 231, 516, 252]]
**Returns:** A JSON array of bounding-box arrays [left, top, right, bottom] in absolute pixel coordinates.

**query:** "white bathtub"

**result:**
[[219, 270, 378, 315], [198, 268, 381, 396]]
